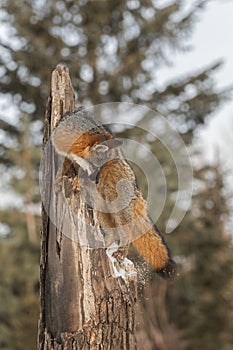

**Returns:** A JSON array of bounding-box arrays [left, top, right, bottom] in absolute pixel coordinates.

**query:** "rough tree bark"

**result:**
[[38, 65, 137, 349]]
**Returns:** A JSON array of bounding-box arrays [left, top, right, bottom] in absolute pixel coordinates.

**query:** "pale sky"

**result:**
[[158, 0, 233, 165], [165, 0, 233, 229]]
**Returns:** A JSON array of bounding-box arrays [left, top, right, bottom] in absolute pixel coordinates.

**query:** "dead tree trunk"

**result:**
[[38, 65, 137, 349]]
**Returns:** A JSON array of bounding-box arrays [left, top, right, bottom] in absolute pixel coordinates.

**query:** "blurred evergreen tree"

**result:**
[[0, 216, 39, 350], [137, 164, 233, 349], [0, 0, 232, 349], [169, 165, 233, 350], [1, 0, 228, 121]]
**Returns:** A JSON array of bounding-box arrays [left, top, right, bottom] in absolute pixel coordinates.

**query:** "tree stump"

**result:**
[[38, 65, 137, 349]]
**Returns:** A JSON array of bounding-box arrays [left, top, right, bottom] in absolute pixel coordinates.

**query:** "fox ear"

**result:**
[[92, 144, 109, 153]]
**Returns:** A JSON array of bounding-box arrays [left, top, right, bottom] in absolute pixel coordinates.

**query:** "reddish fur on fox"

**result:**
[[52, 106, 176, 279]]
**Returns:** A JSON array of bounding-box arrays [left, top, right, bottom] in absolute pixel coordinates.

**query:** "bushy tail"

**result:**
[[132, 224, 176, 279]]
